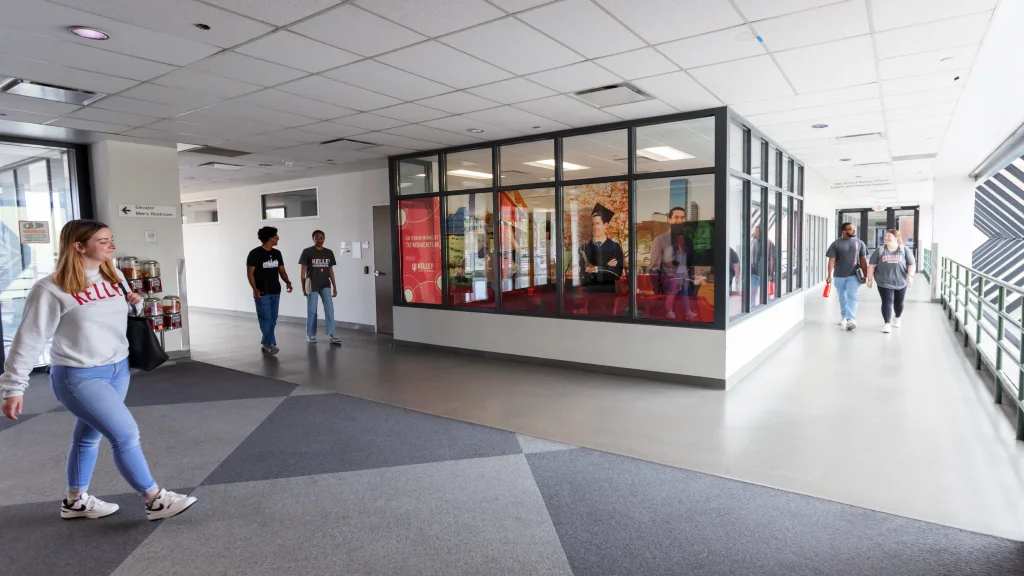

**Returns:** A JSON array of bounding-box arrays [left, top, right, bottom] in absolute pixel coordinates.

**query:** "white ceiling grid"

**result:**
[[0, 0, 997, 194]]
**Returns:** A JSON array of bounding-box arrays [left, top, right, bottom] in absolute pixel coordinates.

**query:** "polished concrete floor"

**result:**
[[190, 279, 1024, 540]]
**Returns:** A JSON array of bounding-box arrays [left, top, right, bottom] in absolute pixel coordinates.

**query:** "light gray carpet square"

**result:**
[[0, 397, 283, 506], [112, 455, 573, 576], [517, 433, 577, 454], [16, 371, 62, 415], [288, 384, 337, 396]]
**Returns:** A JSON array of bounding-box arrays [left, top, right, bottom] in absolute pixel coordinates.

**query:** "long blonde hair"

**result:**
[[885, 229, 902, 245], [53, 219, 121, 294]]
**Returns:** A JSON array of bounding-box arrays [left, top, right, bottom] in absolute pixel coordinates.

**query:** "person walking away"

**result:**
[[1, 219, 197, 520], [867, 229, 916, 333], [247, 226, 293, 355], [299, 230, 341, 345], [826, 222, 868, 330]]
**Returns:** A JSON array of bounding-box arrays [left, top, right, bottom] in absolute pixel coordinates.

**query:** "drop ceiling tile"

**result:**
[[290, 4, 426, 57], [202, 0, 343, 26], [258, 128, 334, 143], [0, 54, 138, 93], [602, 99, 678, 120], [319, 138, 376, 151], [593, 0, 744, 44], [883, 87, 962, 110], [464, 106, 570, 132], [875, 12, 991, 59], [774, 36, 876, 93], [189, 52, 308, 87], [356, 132, 440, 150], [415, 92, 499, 114], [526, 62, 622, 94], [384, 124, 486, 146], [276, 76, 403, 111], [421, 115, 525, 139], [153, 69, 262, 99], [322, 61, 451, 100], [871, 0, 997, 32], [149, 119, 252, 139], [0, 27, 176, 82], [657, 25, 765, 69], [122, 127, 224, 146], [0, 92, 81, 116], [732, 0, 844, 20], [884, 102, 957, 121], [333, 113, 408, 131], [211, 140, 277, 154], [623, 72, 719, 112], [731, 83, 878, 115], [196, 101, 319, 128], [513, 95, 619, 127], [174, 110, 286, 134], [489, 0, 552, 12], [275, 143, 380, 162], [0, 0, 219, 66], [518, 0, 645, 58], [887, 115, 950, 132], [465, 78, 556, 104], [752, 1, 869, 52], [0, 109, 59, 125], [373, 103, 451, 123], [881, 70, 967, 97], [232, 133, 306, 149], [689, 55, 792, 104], [235, 89, 357, 120], [878, 44, 978, 81], [118, 84, 223, 109], [359, 145, 417, 156], [747, 98, 881, 126], [440, 18, 584, 75], [354, 0, 504, 36], [47, 0, 274, 48], [292, 122, 365, 139], [66, 107, 159, 127], [234, 31, 361, 74], [47, 117, 131, 134], [377, 42, 514, 89], [595, 48, 679, 80]]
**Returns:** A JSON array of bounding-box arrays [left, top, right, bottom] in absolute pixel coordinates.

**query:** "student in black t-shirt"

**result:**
[[299, 230, 340, 345], [246, 226, 293, 355]]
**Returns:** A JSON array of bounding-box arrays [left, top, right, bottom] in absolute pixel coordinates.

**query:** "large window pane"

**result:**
[[399, 155, 438, 195], [398, 198, 442, 304], [499, 188, 557, 313], [563, 181, 629, 317], [797, 165, 804, 196], [446, 193, 494, 307], [262, 188, 317, 220], [751, 137, 763, 182], [768, 146, 778, 187], [750, 185, 767, 310], [767, 192, 778, 302], [636, 117, 715, 173], [729, 177, 746, 319], [500, 139, 555, 186], [730, 122, 746, 174], [182, 199, 218, 224], [782, 155, 791, 191], [562, 130, 627, 180], [635, 175, 715, 323], [793, 199, 803, 290], [446, 148, 493, 190], [780, 196, 790, 296]]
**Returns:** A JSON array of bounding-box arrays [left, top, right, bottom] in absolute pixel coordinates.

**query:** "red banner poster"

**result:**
[[398, 198, 442, 304]]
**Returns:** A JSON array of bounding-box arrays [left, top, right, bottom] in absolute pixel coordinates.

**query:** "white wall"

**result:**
[[932, 175, 984, 267], [181, 169, 388, 328], [802, 169, 838, 284], [726, 291, 803, 381]]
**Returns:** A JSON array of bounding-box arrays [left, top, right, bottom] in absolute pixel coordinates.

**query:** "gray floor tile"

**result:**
[[112, 456, 572, 576], [0, 412, 36, 432], [17, 372, 62, 414], [517, 433, 577, 454], [123, 361, 296, 406], [202, 394, 522, 485], [527, 449, 1024, 576], [0, 398, 283, 506]]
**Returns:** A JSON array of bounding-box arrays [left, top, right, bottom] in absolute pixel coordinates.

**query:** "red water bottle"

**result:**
[[822, 282, 831, 298]]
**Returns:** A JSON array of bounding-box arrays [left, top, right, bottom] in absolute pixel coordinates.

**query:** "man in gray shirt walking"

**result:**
[[826, 222, 868, 330], [299, 230, 341, 345]]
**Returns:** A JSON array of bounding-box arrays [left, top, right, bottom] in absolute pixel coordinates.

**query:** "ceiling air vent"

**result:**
[[197, 161, 244, 171], [0, 78, 106, 106], [573, 83, 652, 108], [852, 161, 889, 167], [320, 137, 376, 146], [892, 153, 938, 162], [835, 132, 883, 143], [183, 146, 251, 157]]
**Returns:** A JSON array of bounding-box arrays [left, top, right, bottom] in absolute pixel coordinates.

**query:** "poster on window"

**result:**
[[398, 198, 442, 304], [18, 220, 51, 244]]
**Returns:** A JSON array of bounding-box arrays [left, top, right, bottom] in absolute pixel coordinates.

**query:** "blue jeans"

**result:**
[[50, 359, 156, 494], [306, 287, 335, 338], [834, 275, 861, 320], [254, 293, 280, 348], [751, 274, 761, 307]]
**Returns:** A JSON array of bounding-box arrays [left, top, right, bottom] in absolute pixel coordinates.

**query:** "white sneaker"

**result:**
[[268, 345, 279, 356], [840, 319, 848, 329], [665, 310, 676, 319], [882, 323, 892, 333], [61, 493, 119, 519], [846, 320, 857, 331], [146, 489, 197, 521], [306, 336, 317, 343], [893, 317, 902, 328], [329, 336, 342, 346]]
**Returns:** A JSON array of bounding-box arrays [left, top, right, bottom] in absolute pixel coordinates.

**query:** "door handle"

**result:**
[[374, 270, 385, 277]]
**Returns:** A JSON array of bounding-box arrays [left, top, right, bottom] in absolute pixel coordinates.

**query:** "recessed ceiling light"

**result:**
[[194, 23, 211, 31], [811, 123, 828, 129], [466, 128, 485, 134], [447, 169, 492, 179], [285, 161, 294, 166], [259, 163, 273, 168], [523, 159, 589, 171], [69, 26, 109, 40], [637, 146, 694, 161]]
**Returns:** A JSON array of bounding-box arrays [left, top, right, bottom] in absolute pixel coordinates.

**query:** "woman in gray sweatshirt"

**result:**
[[1, 220, 197, 521]]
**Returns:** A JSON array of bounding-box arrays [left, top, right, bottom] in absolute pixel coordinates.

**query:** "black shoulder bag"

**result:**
[[120, 283, 169, 371]]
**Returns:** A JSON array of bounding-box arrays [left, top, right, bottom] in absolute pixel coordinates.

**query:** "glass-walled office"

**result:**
[[389, 106, 805, 330]]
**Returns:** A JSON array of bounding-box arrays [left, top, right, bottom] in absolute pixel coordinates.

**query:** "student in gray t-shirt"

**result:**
[[826, 222, 869, 329], [867, 229, 916, 333], [299, 230, 340, 345]]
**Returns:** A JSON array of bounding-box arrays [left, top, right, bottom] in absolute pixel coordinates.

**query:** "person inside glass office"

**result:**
[[650, 206, 702, 320], [577, 203, 624, 315], [750, 224, 775, 307]]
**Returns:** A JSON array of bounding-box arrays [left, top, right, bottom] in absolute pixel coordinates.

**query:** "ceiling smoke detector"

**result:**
[[0, 78, 105, 106], [573, 83, 652, 108]]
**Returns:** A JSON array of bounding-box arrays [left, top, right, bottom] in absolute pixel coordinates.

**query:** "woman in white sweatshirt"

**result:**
[[1, 220, 197, 520]]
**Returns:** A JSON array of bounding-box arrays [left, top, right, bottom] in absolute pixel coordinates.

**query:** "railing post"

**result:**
[[953, 263, 960, 324], [1018, 330, 1024, 441], [975, 276, 984, 369], [941, 258, 947, 310], [995, 286, 1005, 405], [962, 269, 970, 346]]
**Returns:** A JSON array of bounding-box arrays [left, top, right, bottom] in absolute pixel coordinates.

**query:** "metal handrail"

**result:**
[[940, 257, 1024, 441]]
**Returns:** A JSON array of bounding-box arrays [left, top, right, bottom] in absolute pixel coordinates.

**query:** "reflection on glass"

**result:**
[[751, 137, 763, 182], [793, 199, 802, 290], [399, 155, 438, 195], [563, 182, 629, 317], [730, 123, 746, 174], [797, 165, 804, 196], [636, 118, 715, 173], [182, 199, 218, 223], [562, 130, 627, 180], [499, 188, 557, 313], [780, 196, 790, 296], [768, 146, 778, 187], [446, 193, 494, 307], [398, 197, 442, 305], [446, 148, 493, 191], [729, 178, 746, 319], [262, 188, 317, 219], [500, 139, 555, 187], [750, 185, 767, 310], [867, 209, 887, 250], [635, 175, 714, 323], [767, 192, 778, 302], [782, 155, 791, 191]]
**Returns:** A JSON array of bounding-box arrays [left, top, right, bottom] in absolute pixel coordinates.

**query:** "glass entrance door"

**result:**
[[836, 207, 920, 261], [0, 142, 78, 366]]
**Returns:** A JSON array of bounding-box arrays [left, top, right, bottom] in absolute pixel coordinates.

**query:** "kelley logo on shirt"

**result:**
[[310, 258, 331, 268], [71, 282, 125, 306]]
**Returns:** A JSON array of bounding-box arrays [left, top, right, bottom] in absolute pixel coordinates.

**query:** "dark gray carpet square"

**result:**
[[122, 361, 296, 406], [0, 412, 35, 432], [527, 449, 1024, 576], [201, 394, 522, 485]]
